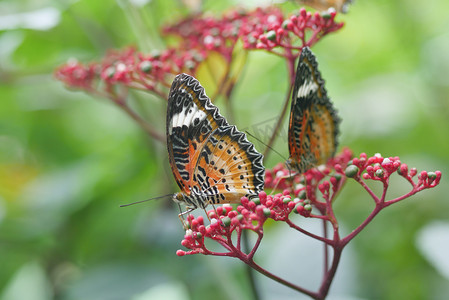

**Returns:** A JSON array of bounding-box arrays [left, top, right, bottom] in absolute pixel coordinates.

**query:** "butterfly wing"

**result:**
[[167, 74, 264, 208], [167, 74, 228, 195], [192, 125, 265, 205], [288, 47, 340, 173]]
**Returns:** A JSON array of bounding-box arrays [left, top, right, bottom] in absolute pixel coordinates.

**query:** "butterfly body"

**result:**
[[287, 47, 340, 173], [167, 74, 265, 209]]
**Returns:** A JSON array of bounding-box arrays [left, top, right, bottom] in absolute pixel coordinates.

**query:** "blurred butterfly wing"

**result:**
[[288, 47, 340, 173], [193, 125, 265, 204], [167, 74, 228, 194]]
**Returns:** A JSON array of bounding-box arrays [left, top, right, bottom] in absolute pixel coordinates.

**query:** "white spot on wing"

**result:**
[[297, 79, 318, 98], [172, 102, 207, 129]]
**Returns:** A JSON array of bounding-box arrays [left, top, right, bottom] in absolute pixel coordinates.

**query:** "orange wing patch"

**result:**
[[192, 125, 264, 205]]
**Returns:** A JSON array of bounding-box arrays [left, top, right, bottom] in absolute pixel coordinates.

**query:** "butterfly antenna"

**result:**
[[119, 193, 173, 207], [245, 130, 288, 161]]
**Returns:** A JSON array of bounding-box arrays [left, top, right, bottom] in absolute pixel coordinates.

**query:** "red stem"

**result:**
[[286, 219, 332, 244], [245, 259, 317, 299], [357, 179, 381, 203], [322, 220, 329, 274], [317, 242, 343, 299], [340, 203, 383, 246]]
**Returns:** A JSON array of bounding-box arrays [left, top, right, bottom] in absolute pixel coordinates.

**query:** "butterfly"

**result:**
[[287, 47, 340, 174], [296, 0, 353, 13], [167, 73, 265, 211]]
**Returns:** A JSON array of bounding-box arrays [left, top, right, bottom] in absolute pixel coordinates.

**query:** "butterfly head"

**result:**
[[286, 157, 299, 173], [172, 191, 203, 209], [173, 192, 186, 204]]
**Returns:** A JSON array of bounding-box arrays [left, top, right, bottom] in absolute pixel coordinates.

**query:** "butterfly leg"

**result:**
[[203, 207, 211, 222], [178, 205, 194, 229], [206, 201, 217, 222], [269, 172, 299, 195]]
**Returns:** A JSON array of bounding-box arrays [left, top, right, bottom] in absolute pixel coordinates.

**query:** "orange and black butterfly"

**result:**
[[287, 47, 340, 174], [296, 0, 353, 13], [167, 74, 265, 209]]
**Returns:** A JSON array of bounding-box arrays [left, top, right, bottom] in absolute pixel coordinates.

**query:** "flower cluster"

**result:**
[[176, 150, 441, 297], [177, 190, 296, 258], [345, 153, 442, 207], [265, 147, 353, 194], [241, 8, 343, 57], [347, 152, 442, 188], [164, 7, 344, 61], [55, 47, 206, 100]]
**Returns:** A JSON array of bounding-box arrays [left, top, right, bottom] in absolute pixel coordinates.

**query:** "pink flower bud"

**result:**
[[335, 164, 342, 173], [330, 176, 338, 186], [210, 219, 221, 230], [276, 28, 284, 37], [228, 211, 238, 218], [287, 201, 296, 209], [290, 15, 298, 24], [216, 206, 224, 215], [187, 214, 195, 222], [231, 217, 240, 226], [250, 213, 258, 220], [191, 219, 199, 229], [248, 201, 256, 210], [208, 211, 217, 219], [399, 163, 408, 176], [420, 171, 428, 180], [198, 225, 206, 235], [255, 206, 265, 216], [176, 250, 186, 256], [367, 157, 376, 165]]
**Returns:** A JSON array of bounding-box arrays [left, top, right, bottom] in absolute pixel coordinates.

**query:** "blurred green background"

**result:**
[[1, 0, 448, 299]]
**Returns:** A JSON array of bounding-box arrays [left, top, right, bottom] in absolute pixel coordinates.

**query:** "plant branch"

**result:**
[[286, 219, 332, 244], [245, 259, 317, 299]]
